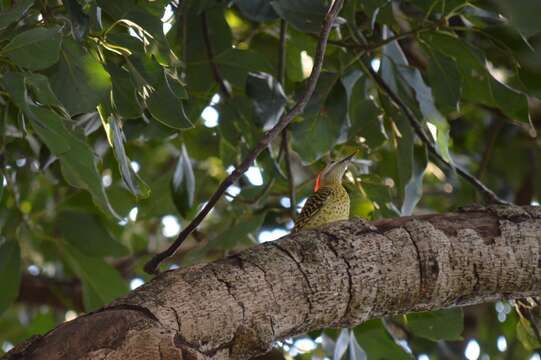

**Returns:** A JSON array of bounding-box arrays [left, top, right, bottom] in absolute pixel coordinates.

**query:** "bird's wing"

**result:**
[[294, 187, 332, 231]]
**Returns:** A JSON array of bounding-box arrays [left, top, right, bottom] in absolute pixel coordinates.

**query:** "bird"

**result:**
[[294, 152, 356, 232]]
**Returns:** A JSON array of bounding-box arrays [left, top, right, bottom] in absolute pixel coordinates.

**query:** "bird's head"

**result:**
[[314, 152, 356, 192]]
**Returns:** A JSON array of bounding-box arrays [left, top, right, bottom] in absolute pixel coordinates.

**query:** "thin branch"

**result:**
[[476, 119, 503, 180], [281, 131, 296, 219], [323, 24, 437, 51], [277, 19, 296, 219], [278, 19, 287, 85], [143, 0, 345, 274], [346, 18, 505, 204], [201, 11, 232, 98], [342, 22, 509, 204], [362, 63, 509, 205]]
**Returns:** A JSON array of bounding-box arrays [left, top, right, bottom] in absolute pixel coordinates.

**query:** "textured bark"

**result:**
[[5, 205, 541, 360]]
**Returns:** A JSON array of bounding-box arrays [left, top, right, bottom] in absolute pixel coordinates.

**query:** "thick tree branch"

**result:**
[[17, 274, 84, 311], [16, 254, 145, 311], [8, 205, 541, 360], [144, 0, 345, 274]]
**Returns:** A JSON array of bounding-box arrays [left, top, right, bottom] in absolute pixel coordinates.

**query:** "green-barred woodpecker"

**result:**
[[294, 152, 355, 231]]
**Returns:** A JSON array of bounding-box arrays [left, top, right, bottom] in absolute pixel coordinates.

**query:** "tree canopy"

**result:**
[[0, 0, 540, 359]]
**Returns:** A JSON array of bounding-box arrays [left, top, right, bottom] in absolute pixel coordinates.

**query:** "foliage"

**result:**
[[0, 0, 541, 358]]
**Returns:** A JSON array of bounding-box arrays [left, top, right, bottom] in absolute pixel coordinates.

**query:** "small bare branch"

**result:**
[[277, 20, 296, 219], [201, 11, 232, 98]]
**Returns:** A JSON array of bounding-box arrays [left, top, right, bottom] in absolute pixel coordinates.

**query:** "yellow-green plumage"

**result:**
[[293, 153, 355, 232], [294, 184, 350, 231]]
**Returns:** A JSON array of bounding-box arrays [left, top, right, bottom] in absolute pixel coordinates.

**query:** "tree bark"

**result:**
[[5, 205, 541, 360]]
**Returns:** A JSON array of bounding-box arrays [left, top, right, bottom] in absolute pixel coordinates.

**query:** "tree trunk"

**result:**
[[5, 205, 541, 360]]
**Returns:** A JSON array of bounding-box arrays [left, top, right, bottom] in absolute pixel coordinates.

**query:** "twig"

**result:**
[[277, 20, 296, 219], [361, 63, 509, 205], [144, 0, 345, 274], [323, 24, 436, 52], [278, 20, 287, 85], [476, 119, 503, 180], [281, 131, 296, 219], [201, 11, 232, 98]]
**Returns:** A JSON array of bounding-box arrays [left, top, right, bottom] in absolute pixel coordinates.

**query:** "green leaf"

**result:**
[[0, 0, 34, 30], [359, 0, 394, 29], [107, 116, 150, 200], [218, 96, 260, 149], [185, 5, 232, 64], [349, 331, 367, 360], [146, 72, 193, 129], [124, 9, 168, 45], [210, 212, 266, 250], [24, 73, 64, 108], [406, 308, 464, 341], [64, 0, 89, 40], [383, 30, 452, 163], [2, 74, 119, 218], [271, 0, 328, 33], [2, 72, 70, 154], [125, 53, 163, 88], [61, 241, 128, 311], [107, 64, 142, 119], [26, 106, 76, 154], [1, 27, 62, 70], [517, 316, 541, 351], [421, 32, 530, 125], [45, 38, 111, 115], [426, 49, 461, 114], [334, 328, 350, 360], [399, 66, 452, 164], [353, 320, 410, 360], [138, 170, 177, 219], [409, 0, 467, 15], [0, 171, 4, 202], [246, 72, 287, 130], [401, 144, 428, 216], [291, 72, 348, 163], [58, 210, 128, 257], [96, 0, 132, 18], [236, 0, 279, 22], [57, 124, 121, 218], [171, 144, 196, 217], [495, 0, 541, 38], [384, 98, 427, 217], [349, 190, 375, 219], [0, 240, 21, 315], [212, 49, 274, 87], [348, 77, 386, 148], [26, 311, 56, 335]]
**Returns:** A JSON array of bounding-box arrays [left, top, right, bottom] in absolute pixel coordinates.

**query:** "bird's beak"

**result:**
[[338, 150, 357, 164]]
